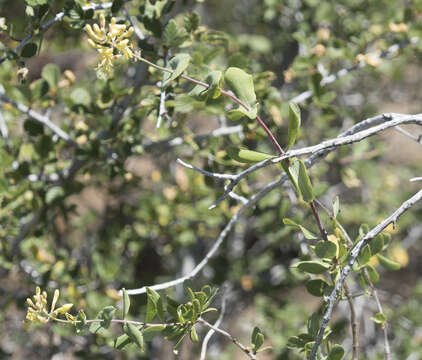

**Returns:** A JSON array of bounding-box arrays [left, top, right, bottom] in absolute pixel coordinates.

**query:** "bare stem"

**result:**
[[310, 200, 328, 241], [344, 282, 359, 360], [198, 317, 256, 359], [363, 270, 391, 360]]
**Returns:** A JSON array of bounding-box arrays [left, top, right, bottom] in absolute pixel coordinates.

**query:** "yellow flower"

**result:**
[[84, 15, 136, 79]]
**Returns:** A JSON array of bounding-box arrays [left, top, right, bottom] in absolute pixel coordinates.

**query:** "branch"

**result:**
[[0, 87, 75, 144], [198, 317, 256, 360], [308, 188, 422, 360], [179, 113, 422, 207]]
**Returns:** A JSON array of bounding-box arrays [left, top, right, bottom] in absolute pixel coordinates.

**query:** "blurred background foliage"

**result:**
[[0, 0, 422, 359]]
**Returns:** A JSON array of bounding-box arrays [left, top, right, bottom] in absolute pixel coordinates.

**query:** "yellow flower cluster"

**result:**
[[24, 287, 73, 326], [85, 14, 135, 79]]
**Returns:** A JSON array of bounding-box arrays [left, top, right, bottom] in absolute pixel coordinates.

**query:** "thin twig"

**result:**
[[309, 201, 328, 241], [179, 113, 422, 207], [344, 282, 359, 360], [394, 126, 422, 145], [198, 317, 256, 360], [200, 284, 229, 360], [0, 89, 75, 144], [308, 188, 422, 360], [364, 270, 391, 360]]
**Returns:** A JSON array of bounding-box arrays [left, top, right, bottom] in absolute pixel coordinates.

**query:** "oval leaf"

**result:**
[[315, 240, 337, 259], [295, 261, 330, 274], [162, 53, 191, 87], [224, 67, 257, 119], [305, 279, 329, 297], [297, 160, 314, 203], [327, 344, 345, 360], [377, 254, 401, 271], [227, 147, 275, 163], [125, 323, 144, 350]]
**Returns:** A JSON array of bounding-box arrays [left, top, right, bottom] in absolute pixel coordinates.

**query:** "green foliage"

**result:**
[[2, 0, 422, 359]]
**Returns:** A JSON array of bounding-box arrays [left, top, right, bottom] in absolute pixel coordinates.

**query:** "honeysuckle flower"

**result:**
[[85, 14, 137, 79], [24, 287, 74, 326]]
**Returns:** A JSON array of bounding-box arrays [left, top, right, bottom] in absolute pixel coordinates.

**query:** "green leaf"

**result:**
[[184, 12, 200, 33], [204, 70, 222, 99], [75, 310, 87, 334], [31, 79, 49, 100], [21, 42, 38, 58], [124, 323, 144, 350], [41, 64, 60, 90], [163, 19, 188, 48], [294, 261, 330, 274], [114, 334, 132, 350], [307, 312, 321, 338], [89, 306, 116, 333], [282, 218, 318, 240], [366, 264, 379, 283], [377, 254, 401, 271], [287, 102, 301, 149], [315, 240, 337, 259], [297, 160, 314, 202], [333, 196, 340, 218], [369, 234, 384, 255], [162, 54, 191, 87], [371, 312, 387, 327], [251, 327, 264, 353], [190, 325, 199, 342], [287, 159, 314, 202], [70, 87, 91, 106], [101, 306, 116, 329], [305, 279, 329, 297], [165, 296, 181, 320], [327, 344, 345, 360], [224, 67, 257, 119], [227, 147, 275, 163], [358, 244, 371, 265], [227, 104, 258, 120], [24, 119, 44, 136], [122, 288, 130, 320], [146, 287, 164, 322]]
